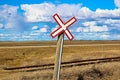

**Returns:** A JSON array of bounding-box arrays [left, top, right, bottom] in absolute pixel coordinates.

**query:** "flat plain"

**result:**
[[0, 40, 120, 80]]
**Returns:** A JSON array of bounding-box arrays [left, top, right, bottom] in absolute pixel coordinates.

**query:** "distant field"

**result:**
[[0, 40, 120, 80], [0, 40, 120, 46]]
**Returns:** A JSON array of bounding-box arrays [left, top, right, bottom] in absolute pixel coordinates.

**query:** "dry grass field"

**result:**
[[0, 40, 120, 80]]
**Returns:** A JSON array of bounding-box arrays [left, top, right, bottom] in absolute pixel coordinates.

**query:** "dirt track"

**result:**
[[0, 44, 120, 48]]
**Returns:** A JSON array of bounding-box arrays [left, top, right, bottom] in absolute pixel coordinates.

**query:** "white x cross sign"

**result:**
[[51, 13, 77, 41]]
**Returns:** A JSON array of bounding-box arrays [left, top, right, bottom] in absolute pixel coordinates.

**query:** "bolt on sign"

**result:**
[[51, 13, 77, 80]]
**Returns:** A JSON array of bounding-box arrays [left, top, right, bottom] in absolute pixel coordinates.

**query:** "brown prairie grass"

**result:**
[[1, 62, 120, 80], [0, 40, 120, 80]]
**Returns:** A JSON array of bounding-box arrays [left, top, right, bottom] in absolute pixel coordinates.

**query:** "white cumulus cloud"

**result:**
[[0, 23, 3, 28], [32, 26, 39, 30], [0, 5, 18, 19], [90, 25, 108, 32], [40, 27, 47, 32], [100, 34, 110, 39], [0, 4, 29, 32], [21, 3, 55, 22], [114, 0, 120, 8], [76, 27, 82, 32], [95, 8, 120, 18], [82, 21, 108, 32], [83, 28, 89, 32], [83, 22, 96, 27], [0, 4, 27, 30], [77, 7, 94, 19], [21, 3, 82, 22], [0, 3, 120, 40], [0, 5, 19, 29], [21, 3, 120, 22]]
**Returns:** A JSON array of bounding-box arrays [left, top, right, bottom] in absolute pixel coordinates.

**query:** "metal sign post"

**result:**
[[53, 33, 64, 80]]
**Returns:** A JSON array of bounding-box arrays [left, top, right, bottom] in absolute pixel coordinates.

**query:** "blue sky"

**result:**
[[0, 0, 116, 10], [0, 0, 120, 41]]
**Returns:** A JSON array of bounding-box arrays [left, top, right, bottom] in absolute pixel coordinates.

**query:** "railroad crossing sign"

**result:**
[[51, 13, 77, 80], [51, 13, 77, 41]]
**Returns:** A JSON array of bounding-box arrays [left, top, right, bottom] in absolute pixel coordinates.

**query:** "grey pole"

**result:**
[[53, 33, 64, 80]]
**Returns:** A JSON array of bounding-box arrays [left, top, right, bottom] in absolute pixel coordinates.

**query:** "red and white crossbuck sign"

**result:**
[[51, 13, 77, 41]]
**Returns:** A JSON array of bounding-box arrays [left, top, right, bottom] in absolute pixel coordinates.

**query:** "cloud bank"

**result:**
[[114, 0, 120, 8], [0, 1, 120, 41], [21, 3, 120, 22]]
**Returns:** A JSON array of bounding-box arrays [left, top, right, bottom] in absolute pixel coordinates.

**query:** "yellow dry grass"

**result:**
[[0, 40, 120, 80]]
